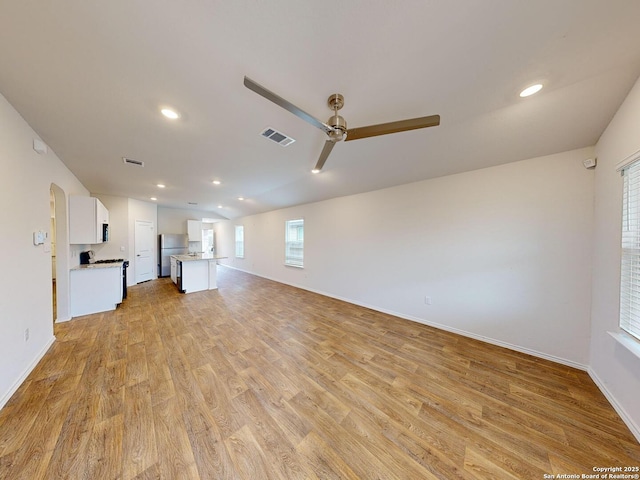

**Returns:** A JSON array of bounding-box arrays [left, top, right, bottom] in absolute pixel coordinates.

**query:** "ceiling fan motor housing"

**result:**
[[327, 93, 347, 141], [328, 113, 347, 141]]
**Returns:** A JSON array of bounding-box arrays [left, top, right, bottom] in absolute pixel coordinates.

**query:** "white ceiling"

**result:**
[[1, 1, 640, 220]]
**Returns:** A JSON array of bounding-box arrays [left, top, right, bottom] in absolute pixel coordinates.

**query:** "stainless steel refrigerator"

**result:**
[[158, 234, 188, 277]]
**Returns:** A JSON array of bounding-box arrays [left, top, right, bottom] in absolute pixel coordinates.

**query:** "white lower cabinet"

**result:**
[[170, 257, 177, 284], [170, 255, 222, 293], [181, 260, 209, 293], [70, 266, 122, 317], [208, 260, 217, 289]]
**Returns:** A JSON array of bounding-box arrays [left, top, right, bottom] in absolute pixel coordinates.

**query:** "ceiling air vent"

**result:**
[[260, 127, 295, 147], [123, 157, 144, 167]]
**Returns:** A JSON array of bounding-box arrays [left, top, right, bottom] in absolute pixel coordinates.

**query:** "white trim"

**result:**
[[221, 265, 640, 438], [303, 288, 588, 370], [608, 331, 640, 360], [0, 336, 56, 410], [284, 218, 304, 268], [588, 366, 640, 443], [615, 148, 640, 171]]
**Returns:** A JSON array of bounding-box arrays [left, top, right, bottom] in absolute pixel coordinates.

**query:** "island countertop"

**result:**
[[170, 254, 227, 293], [171, 254, 227, 262]]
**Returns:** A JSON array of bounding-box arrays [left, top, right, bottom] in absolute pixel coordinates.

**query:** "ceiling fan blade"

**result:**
[[345, 114, 440, 142], [314, 140, 336, 172], [244, 76, 333, 134]]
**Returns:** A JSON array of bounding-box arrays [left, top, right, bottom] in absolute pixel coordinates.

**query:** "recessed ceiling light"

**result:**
[[157, 184, 165, 188], [212, 180, 221, 185], [150, 197, 157, 201], [238, 197, 244, 201], [519, 84, 543, 98], [161, 108, 180, 119], [217, 205, 223, 209], [311, 169, 320, 174]]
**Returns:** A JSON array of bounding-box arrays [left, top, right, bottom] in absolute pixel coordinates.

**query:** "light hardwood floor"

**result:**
[[1, 266, 638, 479]]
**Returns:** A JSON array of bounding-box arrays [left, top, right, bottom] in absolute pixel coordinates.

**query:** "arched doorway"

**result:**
[[50, 189, 56, 321], [50, 184, 70, 322]]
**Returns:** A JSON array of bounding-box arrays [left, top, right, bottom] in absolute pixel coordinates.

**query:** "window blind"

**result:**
[[235, 225, 244, 258], [285, 219, 304, 267], [620, 160, 640, 341]]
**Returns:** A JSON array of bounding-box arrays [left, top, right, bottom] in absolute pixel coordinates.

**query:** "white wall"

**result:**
[[157, 206, 224, 235], [216, 147, 595, 367], [590, 75, 640, 439], [0, 92, 89, 408]]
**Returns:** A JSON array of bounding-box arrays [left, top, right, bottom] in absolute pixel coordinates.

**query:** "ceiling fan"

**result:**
[[244, 76, 440, 172]]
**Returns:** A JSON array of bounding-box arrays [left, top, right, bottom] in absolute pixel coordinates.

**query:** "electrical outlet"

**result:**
[[424, 296, 432, 305], [24, 328, 29, 342]]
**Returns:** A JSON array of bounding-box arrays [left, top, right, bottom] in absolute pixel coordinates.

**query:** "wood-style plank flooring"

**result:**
[[1, 266, 638, 479]]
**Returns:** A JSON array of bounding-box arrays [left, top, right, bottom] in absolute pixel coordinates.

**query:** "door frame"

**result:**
[[50, 183, 71, 322], [134, 220, 155, 284]]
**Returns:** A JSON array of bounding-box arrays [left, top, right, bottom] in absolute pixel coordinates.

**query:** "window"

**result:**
[[285, 219, 304, 267], [202, 226, 214, 253], [235, 225, 244, 258], [620, 159, 640, 341]]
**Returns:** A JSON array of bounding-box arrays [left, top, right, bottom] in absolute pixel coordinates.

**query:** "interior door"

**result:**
[[135, 220, 154, 283]]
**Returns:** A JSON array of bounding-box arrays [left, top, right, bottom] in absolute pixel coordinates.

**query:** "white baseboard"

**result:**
[[218, 265, 588, 370], [304, 287, 588, 371], [220, 266, 640, 439], [0, 336, 56, 410], [588, 367, 640, 443]]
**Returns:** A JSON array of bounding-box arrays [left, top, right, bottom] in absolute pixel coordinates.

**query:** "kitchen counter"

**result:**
[[171, 254, 227, 293], [171, 253, 225, 262], [70, 263, 124, 316], [71, 261, 124, 270]]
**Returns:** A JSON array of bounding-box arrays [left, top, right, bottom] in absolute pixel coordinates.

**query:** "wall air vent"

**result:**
[[260, 127, 296, 147], [123, 157, 144, 167]]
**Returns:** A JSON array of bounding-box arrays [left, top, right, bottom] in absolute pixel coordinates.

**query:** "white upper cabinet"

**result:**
[[69, 196, 109, 244], [187, 220, 202, 242]]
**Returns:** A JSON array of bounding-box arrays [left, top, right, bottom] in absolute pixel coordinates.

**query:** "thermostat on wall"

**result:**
[[33, 230, 47, 245], [583, 158, 597, 169]]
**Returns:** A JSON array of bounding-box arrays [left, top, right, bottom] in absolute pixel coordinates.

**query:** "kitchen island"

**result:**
[[171, 254, 226, 293]]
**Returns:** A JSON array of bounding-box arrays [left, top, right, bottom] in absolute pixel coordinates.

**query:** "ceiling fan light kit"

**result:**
[[244, 76, 440, 172]]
